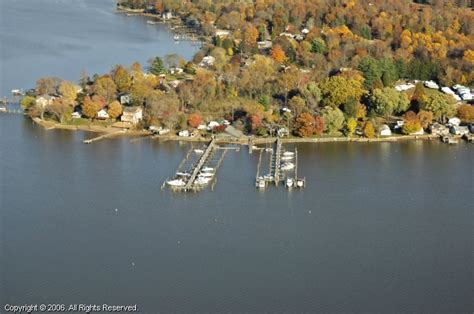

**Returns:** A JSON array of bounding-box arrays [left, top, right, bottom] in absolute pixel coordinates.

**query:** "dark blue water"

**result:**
[[1, 0, 473, 313]]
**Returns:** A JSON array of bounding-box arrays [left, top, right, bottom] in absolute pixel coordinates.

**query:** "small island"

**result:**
[[16, 0, 474, 144]]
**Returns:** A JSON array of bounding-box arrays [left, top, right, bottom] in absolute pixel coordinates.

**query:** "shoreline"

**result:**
[[32, 118, 454, 145]]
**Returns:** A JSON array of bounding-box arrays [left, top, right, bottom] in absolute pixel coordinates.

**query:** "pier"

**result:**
[[83, 130, 127, 144], [165, 139, 230, 192]]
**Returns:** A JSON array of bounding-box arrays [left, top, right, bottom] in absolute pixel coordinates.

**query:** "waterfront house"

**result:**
[[178, 130, 190, 137], [278, 128, 289, 137], [121, 107, 143, 125], [97, 109, 109, 120], [379, 124, 392, 136], [162, 11, 173, 20], [448, 117, 461, 126], [71, 112, 82, 119], [424, 80, 439, 89], [429, 123, 449, 136], [36, 95, 56, 108], [450, 125, 469, 136], [207, 121, 220, 131], [258, 41, 273, 50]]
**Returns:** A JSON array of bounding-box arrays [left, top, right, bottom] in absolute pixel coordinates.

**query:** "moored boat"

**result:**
[[281, 162, 295, 171], [167, 179, 186, 187], [286, 178, 294, 187]]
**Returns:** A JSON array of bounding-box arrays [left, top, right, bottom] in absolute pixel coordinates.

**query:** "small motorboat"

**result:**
[[198, 172, 214, 178], [281, 162, 295, 171], [176, 172, 190, 177], [264, 148, 273, 152], [264, 174, 274, 181], [281, 155, 294, 161], [296, 179, 305, 187], [194, 148, 204, 154], [195, 176, 212, 185], [201, 167, 214, 173], [256, 178, 266, 189], [167, 179, 185, 187], [286, 178, 294, 187], [283, 151, 295, 157]]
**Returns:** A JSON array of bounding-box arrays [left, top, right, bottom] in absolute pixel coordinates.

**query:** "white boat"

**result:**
[[256, 178, 266, 189], [0, 107, 6, 112], [286, 178, 294, 187], [264, 148, 273, 152], [167, 179, 185, 187], [264, 174, 274, 181], [194, 149, 204, 154], [281, 162, 295, 171], [283, 151, 295, 157], [176, 172, 190, 177], [198, 172, 214, 178], [296, 180, 304, 188], [195, 177, 212, 185], [281, 156, 294, 161], [201, 167, 214, 173]]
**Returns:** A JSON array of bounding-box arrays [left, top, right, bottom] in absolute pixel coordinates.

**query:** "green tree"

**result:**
[[310, 38, 327, 54], [369, 87, 410, 117], [357, 56, 382, 90], [20, 96, 36, 110], [420, 93, 456, 122], [360, 25, 372, 40], [321, 106, 345, 134], [149, 56, 166, 75]]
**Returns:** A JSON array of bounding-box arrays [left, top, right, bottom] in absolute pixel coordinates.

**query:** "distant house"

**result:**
[[71, 112, 82, 119], [169, 67, 183, 75], [119, 94, 132, 105], [395, 83, 415, 92], [149, 126, 170, 135], [214, 29, 231, 38], [379, 124, 392, 136], [424, 80, 439, 89], [450, 125, 469, 136], [36, 95, 56, 108], [199, 56, 215, 68], [207, 121, 220, 131], [257, 41, 273, 49], [121, 107, 143, 125], [429, 123, 449, 136], [162, 11, 173, 20], [96, 109, 109, 120], [301, 28, 310, 34]]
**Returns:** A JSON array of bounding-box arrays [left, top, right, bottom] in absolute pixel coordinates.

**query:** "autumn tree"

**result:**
[[345, 117, 357, 136], [417, 110, 433, 128], [319, 76, 365, 108], [20, 96, 36, 110], [112, 65, 132, 93], [36, 77, 62, 95], [82, 96, 102, 119], [107, 101, 123, 120], [271, 45, 287, 64], [457, 104, 474, 122], [187, 113, 203, 128], [363, 121, 375, 138], [46, 99, 72, 123], [93, 76, 117, 104], [59, 81, 79, 106], [295, 112, 316, 137], [314, 115, 325, 135]]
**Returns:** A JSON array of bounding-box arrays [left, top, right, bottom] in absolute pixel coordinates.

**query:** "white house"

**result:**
[[71, 112, 82, 119], [169, 67, 183, 75], [197, 124, 207, 130], [277, 128, 289, 137], [199, 56, 215, 68], [178, 130, 190, 137], [96, 109, 109, 120], [207, 121, 220, 131], [257, 41, 273, 49], [162, 11, 173, 20], [450, 125, 469, 136], [35, 95, 56, 108], [214, 29, 231, 38], [379, 124, 392, 136], [395, 83, 415, 92], [448, 117, 461, 126], [121, 107, 143, 125]]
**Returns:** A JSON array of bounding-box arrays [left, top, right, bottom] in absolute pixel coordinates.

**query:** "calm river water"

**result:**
[[1, 1, 473, 313]]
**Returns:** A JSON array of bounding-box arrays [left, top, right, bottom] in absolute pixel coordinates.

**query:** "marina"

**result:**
[[255, 139, 306, 190]]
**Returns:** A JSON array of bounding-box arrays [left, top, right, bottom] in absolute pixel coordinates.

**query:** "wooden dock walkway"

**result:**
[[83, 130, 126, 144], [183, 139, 216, 191]]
